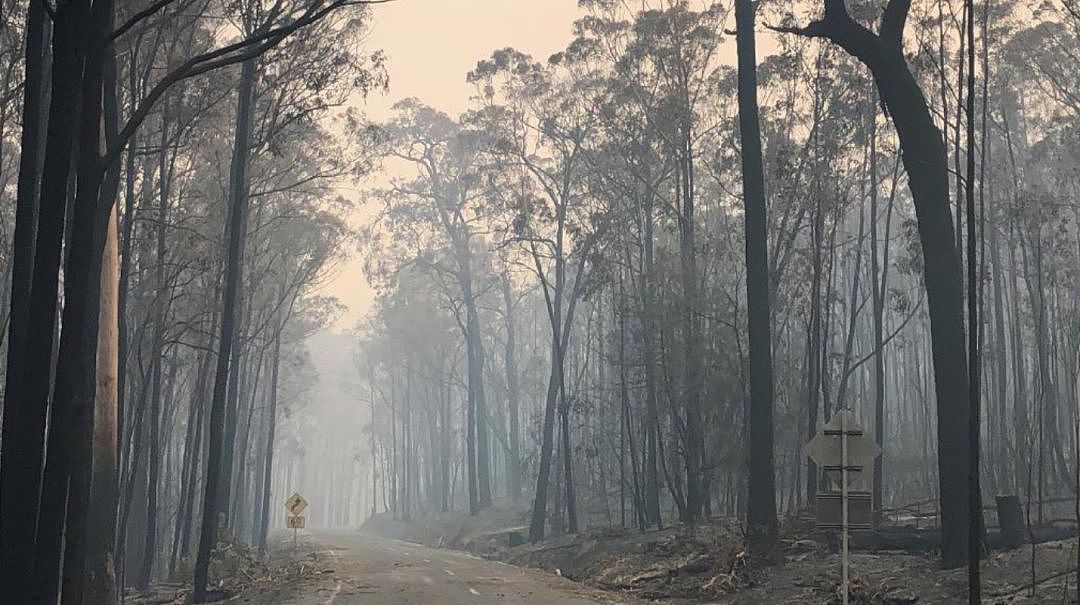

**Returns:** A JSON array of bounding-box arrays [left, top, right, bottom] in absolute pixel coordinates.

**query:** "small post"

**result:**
[[995, 495, 1023, 550], [841, 411, 849, 605]]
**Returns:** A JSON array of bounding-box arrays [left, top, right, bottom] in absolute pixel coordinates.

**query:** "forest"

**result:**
[[0, 0, 1078, 603]]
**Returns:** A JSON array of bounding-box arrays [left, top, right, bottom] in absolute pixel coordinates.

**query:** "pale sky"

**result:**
[[317, 0, 582, 332]]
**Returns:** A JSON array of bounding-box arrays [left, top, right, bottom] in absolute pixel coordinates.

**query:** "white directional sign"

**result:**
[[806, 410, 880, 486], [284, 492, 308, 516]]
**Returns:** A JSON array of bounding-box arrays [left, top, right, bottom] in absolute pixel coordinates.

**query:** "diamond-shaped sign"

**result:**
[[284, 492, 308, 515], [806, 410, 880, 486]]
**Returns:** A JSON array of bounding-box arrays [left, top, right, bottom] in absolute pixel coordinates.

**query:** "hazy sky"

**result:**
[[316, 0, 581, 332]]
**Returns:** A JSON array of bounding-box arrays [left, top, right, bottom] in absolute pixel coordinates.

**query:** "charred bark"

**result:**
[[736, 0, 779, 561], [193, 54, 258, 603]]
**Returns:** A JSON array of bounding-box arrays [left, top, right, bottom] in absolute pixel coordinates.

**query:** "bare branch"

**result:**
[[109, 0, 177, 43], [764, 20, 830, 39], [1064, 0, 1080, 24]]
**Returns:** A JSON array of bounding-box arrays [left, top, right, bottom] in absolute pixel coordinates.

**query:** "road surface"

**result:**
[[250, 528, 640, 604]]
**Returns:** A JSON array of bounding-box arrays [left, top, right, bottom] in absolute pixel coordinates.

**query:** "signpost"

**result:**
[[806, 410, 881, 605], [284, 492, 308, 549]]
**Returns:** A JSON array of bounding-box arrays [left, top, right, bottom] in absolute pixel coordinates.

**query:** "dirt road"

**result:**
[[249, 529, 640, 605]]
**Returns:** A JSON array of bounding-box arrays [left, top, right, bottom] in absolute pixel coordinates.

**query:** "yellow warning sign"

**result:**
[[284, 492, 308, 515]]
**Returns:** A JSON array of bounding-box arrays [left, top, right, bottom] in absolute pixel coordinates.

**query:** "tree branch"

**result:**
[[824, 0, 851, 20], [880, 0, 912, 49], [767, 1, 884, 67], [764, 20, 831, 39], [1063, 0, 1080, 25], [109, 0, 177, 43], [104, 0, 394, 169]]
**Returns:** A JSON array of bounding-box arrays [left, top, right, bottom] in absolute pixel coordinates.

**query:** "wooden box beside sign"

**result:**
[[287, 515, 306, 529], [815, 491, 873, 530]]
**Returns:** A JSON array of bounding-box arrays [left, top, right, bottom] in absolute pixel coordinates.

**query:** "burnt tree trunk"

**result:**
[[640, 197, 662, 527], [137, 111, 173, 589], [501, 276, 522, 503], [257, 330, 283, 556], [529, 330, 561, 542], [964, 0, 983, 598], [35, 0, 115, 600], [193, 54, 258, 603], [170, 346, 211, 575], [677, 125, 705, 524], [776, 0, 973, 567], [528, 243, 567, 542], [0, 4, 75, 601], [0, 0, 48, 593], [736, 0, 779, 561]]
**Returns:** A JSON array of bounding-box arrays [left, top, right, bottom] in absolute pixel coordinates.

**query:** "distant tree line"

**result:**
[[352, 0, 1080, 578]]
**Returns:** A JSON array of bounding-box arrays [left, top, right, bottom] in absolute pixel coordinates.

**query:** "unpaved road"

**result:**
[[247, 529, 641, 604]]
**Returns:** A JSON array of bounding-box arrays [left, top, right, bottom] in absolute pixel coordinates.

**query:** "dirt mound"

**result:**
[[129, 534, 332, 604], [501, 521, 752, 600]]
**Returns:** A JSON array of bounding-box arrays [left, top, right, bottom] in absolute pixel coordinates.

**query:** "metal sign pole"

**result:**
[[808, 410, 880, 605], [841, 412, 849, 605], [284, 493, 307, 555]]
